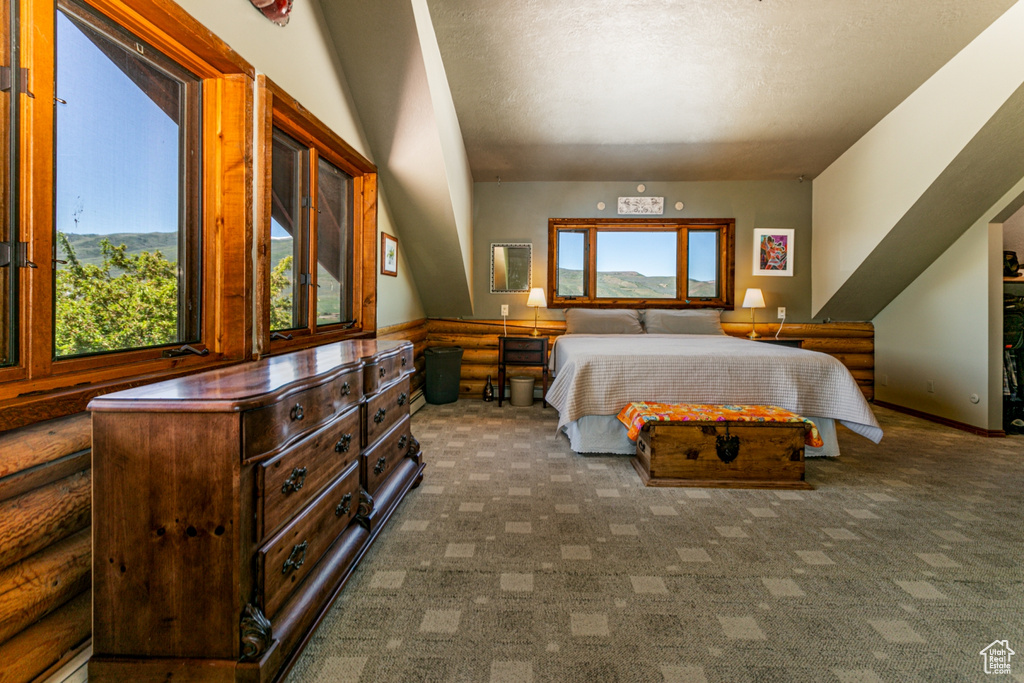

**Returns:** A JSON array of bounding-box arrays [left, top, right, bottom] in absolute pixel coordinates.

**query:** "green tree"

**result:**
[[55, 232, 179, 356], [269, 255, 294, 330]]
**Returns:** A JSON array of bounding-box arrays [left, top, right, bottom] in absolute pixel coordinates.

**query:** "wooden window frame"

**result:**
[[547, 218, 735, 309], [255, 76, 377, 357], [0, 0, 254, 430]]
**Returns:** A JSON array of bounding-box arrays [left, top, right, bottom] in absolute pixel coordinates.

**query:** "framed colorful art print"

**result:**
[[753, 228, 794, 277]]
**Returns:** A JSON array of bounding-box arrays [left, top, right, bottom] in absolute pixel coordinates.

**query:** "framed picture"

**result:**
[[617, 196, 664, 215], [381, 232, 398, 277], [753, 228, 794, 277], [490, 242, 532, 293]]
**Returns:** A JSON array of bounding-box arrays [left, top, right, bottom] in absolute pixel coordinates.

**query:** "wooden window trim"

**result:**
[[255, 76, 377, 358], [0, 0, 254, 427], [547, 217, 735, 309]]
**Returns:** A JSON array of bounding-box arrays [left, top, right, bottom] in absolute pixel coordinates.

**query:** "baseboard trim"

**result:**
[[873, 400, 1005, 437]]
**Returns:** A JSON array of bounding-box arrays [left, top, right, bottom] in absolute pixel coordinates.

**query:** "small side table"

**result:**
[[752, 337, 804, 348], [498, 336, 548, 407]]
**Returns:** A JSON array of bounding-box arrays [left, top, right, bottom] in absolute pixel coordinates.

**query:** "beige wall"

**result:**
[[171, 0, 425, 328], [473, 180, 812, 323], [874, 176, 1024, 430], [874, 223, 996, 428], [812, 1, 1024, 317], [412, 0, 474, 307]]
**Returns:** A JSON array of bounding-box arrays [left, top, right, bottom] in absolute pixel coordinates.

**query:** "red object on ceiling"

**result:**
[[250, 0, 293, 27]]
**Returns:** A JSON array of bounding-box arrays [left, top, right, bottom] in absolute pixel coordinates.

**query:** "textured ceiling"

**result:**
[[426, 0, 1018, 181]]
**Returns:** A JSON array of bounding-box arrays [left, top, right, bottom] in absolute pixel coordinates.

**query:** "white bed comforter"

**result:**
[[546, 334, 882, 443]]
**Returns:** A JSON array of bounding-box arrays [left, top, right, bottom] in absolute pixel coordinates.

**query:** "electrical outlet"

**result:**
[[777, 307, 786, 319], [881, 374, 888, 386], [927, 380, 935, 393], [501, 305, 509, 317]]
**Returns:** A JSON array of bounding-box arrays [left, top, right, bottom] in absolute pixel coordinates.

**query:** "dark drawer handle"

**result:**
[[341, 381, 351, 396], [282, 540, 308, 575], [335, 434, 352, 454], [335, 492, 352, 517], [639, 440, 646, 452], [374, 456, 387, 475], [373, 408, 386, 424], [401, 356, 407, 366], [397, 392, 407, 406], [398, 435, 407, 451], [281, 467, 307, 494], [290, 403, 304, 421], [379, 366, 386, 378]]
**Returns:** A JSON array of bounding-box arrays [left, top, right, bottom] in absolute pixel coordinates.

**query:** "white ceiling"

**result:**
[[425, 0, 1018, 182]]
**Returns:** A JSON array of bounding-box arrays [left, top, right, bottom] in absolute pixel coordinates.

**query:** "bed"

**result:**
[[545, 312, 882, 457]]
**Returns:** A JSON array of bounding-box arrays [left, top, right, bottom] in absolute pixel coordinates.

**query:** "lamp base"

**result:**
[[747, 330, 761, 340], [530, 328, 541, 337]]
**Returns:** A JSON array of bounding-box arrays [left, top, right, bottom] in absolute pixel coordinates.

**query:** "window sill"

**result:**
[[0, 355, 244, 432]]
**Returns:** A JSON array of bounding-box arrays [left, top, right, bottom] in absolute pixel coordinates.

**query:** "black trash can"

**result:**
[[424, 346, 463, 404]]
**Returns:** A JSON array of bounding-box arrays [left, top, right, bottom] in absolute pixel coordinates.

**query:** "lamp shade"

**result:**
[[526, 287, 547, 308], [742, 288, 765, 309]]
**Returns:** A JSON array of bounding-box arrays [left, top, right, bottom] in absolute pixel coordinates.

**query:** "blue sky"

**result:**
[[55, 10, 181, 237], [560, 230, 718, 281]]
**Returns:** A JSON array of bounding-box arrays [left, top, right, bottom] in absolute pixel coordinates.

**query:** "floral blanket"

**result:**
[[616, 402, 824, 447]]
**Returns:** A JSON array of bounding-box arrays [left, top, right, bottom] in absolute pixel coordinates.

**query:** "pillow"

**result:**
[[564, 309, 644, 334], [643, 309, 725, 335]]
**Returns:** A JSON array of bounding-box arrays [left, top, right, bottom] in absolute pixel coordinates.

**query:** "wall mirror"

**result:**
[[490, 243, 532, 293]]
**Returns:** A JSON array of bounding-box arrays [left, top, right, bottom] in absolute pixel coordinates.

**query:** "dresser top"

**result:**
[[89, 339, 411, 412]]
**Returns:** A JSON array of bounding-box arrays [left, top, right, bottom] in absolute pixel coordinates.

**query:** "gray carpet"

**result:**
[[286, 401, 1023, 683]]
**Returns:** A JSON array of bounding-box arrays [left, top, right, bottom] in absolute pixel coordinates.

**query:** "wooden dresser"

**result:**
[[88, 340, 423, 683]]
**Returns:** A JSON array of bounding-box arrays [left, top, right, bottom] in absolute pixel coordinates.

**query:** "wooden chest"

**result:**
[[632, 420, 812, 490], [89, 340, 423, 683]]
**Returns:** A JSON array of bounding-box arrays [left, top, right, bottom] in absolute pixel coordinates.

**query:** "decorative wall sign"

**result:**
[[617, 196, 664, 215], [249, 0, 293, 27], [381, 232, 398, 277], [753, 228, 794, 276]]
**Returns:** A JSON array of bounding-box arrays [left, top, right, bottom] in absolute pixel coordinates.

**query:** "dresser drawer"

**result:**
[[365, 376, 411, 447], [258, 460, 360, 618], [257, 404, 361, 540], [242, 369, 362, 460], [503, 338, 544, 353], [362, 415, 413, 495], [504, 349, 544, 364], [364, 346, 412, 395]]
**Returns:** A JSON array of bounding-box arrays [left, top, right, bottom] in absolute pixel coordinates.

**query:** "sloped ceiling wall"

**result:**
[[812, 1, 1024, 320], [318, 0, 474, 317]]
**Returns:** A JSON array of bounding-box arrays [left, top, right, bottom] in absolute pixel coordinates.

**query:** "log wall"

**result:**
[[377, 318, 428, 395], [0, 414, 93, 683], [426, 318, 874, 401]]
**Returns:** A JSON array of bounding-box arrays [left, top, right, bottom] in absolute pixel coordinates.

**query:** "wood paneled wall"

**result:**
[[377, 318, 428, 395], [0, 414, 93, 683], [426, 318, 874, 401]]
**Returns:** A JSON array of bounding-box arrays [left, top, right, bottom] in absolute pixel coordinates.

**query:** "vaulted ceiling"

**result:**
[[425, 0, 1017, 182]]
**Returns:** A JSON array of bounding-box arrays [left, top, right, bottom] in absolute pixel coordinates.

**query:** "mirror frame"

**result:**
[[490, 243, 532, 293]]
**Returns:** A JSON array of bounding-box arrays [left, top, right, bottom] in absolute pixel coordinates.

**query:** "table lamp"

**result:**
[[526, 288, 546, 337], [742, 288, 765, 339]]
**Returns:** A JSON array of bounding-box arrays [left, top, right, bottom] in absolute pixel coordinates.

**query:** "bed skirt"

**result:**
[[561, 414, 840, 458]]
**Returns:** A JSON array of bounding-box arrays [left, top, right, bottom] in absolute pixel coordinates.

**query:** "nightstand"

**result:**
[[752, 337, 804, 348], [497, 336, 549, 407]]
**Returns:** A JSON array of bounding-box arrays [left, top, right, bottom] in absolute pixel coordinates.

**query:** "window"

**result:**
[[547, 218, 734, 308], [0, 0, 253, 428], [259, 77, 376, 352], [0, 0, 13, 368], [54, 0, 201, 358]]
